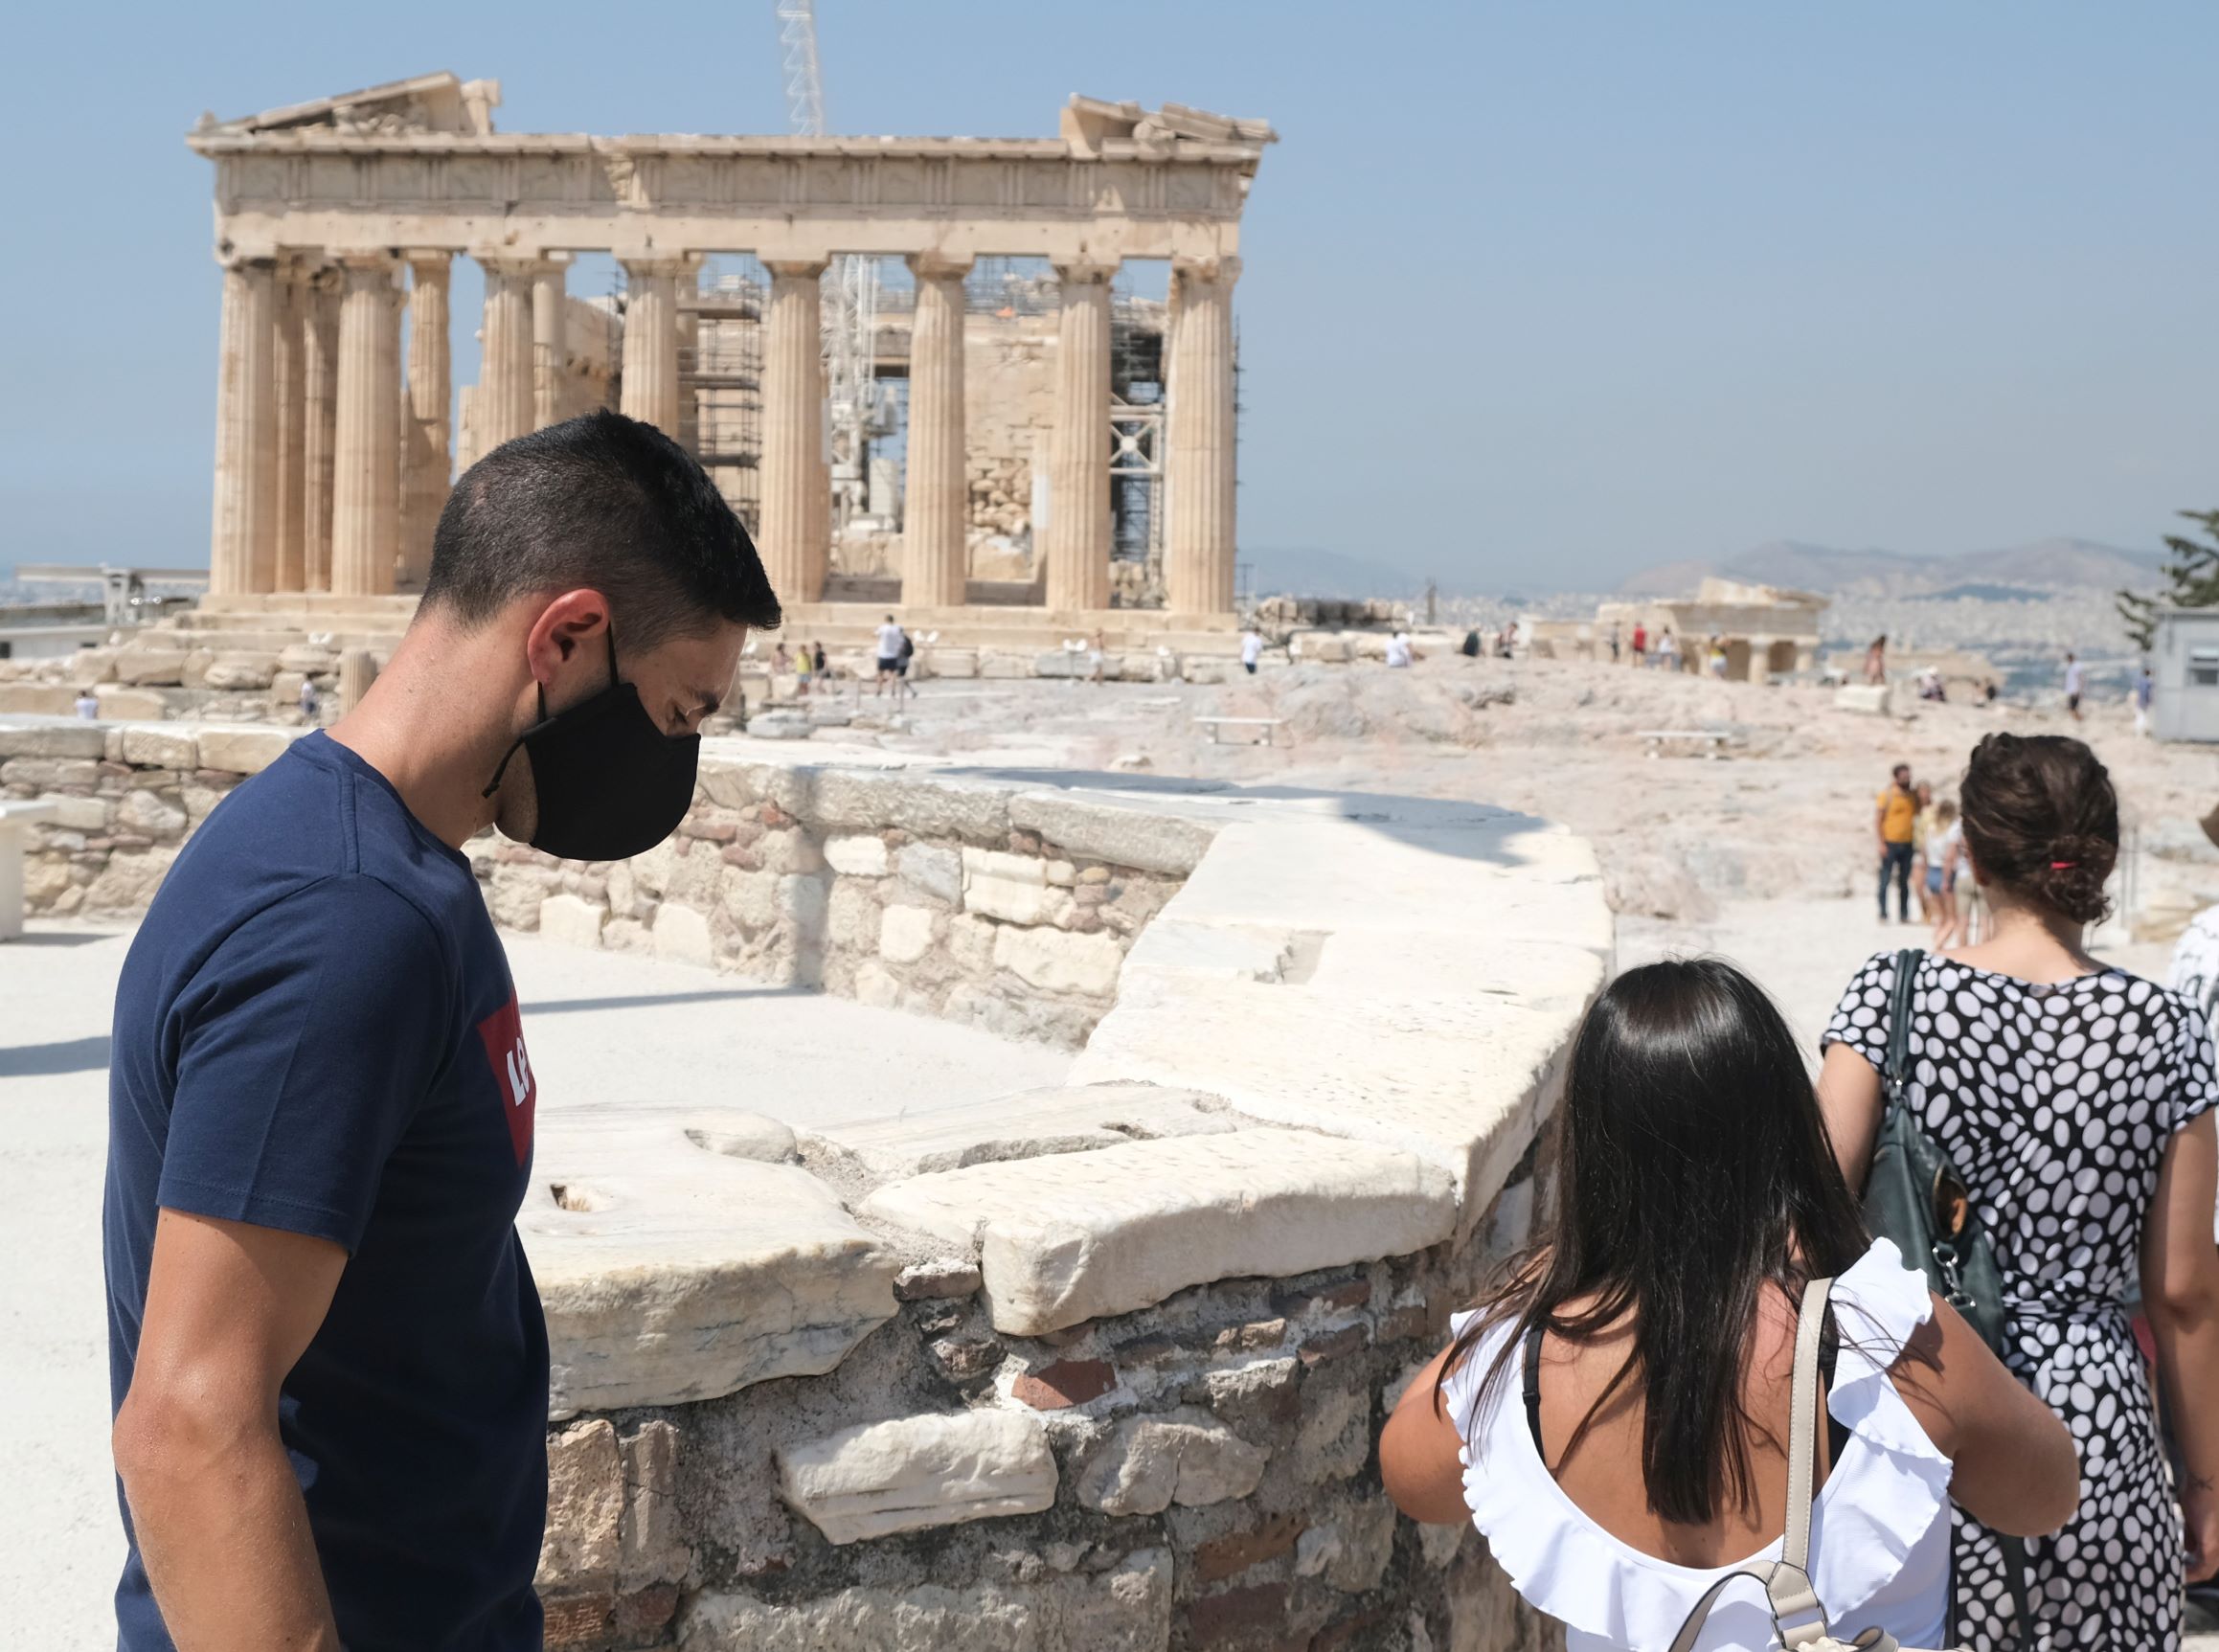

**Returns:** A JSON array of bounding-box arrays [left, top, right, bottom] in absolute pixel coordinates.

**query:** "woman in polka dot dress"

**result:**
[[1820, 734, 2219, 1649]]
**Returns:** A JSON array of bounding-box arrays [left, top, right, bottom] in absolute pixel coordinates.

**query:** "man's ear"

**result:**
[[522, 590, 612, 688]]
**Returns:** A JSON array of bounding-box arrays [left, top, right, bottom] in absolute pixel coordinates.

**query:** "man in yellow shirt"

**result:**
[[1875, 762, 1918, 922]]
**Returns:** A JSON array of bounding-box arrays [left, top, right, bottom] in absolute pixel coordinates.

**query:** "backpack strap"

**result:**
[[1664, 1278, 1836, 1652]]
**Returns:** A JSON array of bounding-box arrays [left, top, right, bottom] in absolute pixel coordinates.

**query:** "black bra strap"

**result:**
[[1522, 1323, 1546, 1454]]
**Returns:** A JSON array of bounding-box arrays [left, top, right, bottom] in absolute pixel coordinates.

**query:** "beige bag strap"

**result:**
[[1663, 1277, 1837, 1652]]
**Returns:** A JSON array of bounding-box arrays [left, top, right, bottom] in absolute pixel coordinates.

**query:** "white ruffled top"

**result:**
[[1439, 1239, 1952, 1652]]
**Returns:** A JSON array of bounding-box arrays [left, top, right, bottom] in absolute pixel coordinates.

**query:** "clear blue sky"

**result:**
[[6, 1, 2214, 589]]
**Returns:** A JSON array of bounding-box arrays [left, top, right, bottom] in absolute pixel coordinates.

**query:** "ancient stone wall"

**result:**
[[2, 714, 1608, 1650]]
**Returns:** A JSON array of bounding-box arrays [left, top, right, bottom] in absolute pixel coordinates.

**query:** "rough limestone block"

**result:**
[[194, 726, 299, 776], [278, 643, 338, 674], [114, 650, 188, 687], [804, 768, 1011, 844], [992, 925, 1124, 998], [776, 1411, 1055, 1544], [861, 1129, 1456, 1336], [94, 688, 168, 720], [117, 726, 198, 769], [204, 654, 278, 691], [681, 1112, 798, 1164], [896, 842, 963, 906], [1181, 658, 1228, 685], [878, 904, 936, 964], [0, 721, 107, 760], [963, 847, 1047, 887], [1076, 1409, 1270, 1515], [825, 834, 891, 877], [966, 873, 1069, 927], [807, 1083, 1234, 1182], [652, 902, 713, 967], [679, 1549, 1170, 1652], [536, 1418, 623, 1593], [116, 789, 188, 839], [0, 686, 79, 716], [539, 894, 607, 950], [1008, 793, 1216, 877], [521, 1112, 898, 1415], [46, 795, 110, 831], [928, 648, 979, 680], [617, 1421, 691, 1590]]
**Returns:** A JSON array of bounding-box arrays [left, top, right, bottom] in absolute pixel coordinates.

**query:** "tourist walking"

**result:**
[[1910, 781, 1938, 923], [1630, 622, 1647, 666], [1866, 633, 1889, 685], [1089, 627, 1108, 685], [102, 412, 781, 1651], [794, 640, 813, 696], [873, 614, 905, 698], [1926, 798, 1965, 946], [297, 674, 318, 723], [2063, 651, 2086, 721], [1380, 959, 2078, 1652], [1875, 761, 1918, 923], [1655, 628, 1680, 673], [1241, 626, 1264, 675], [1385, 630, 1414, 668], [2167, 804, 2219, 1021], [1607, 622, 1620, 663], [75, 688, 100, 720], [1820, 733, 2219, 1649], [2136, 664, 2156, 737]]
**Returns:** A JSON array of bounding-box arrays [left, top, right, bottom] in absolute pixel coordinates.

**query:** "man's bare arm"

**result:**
[[112, 1209, 348, 1651]]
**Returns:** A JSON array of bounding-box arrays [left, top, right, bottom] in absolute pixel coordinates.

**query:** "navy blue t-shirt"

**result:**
[[104, 732, 548, 1651]]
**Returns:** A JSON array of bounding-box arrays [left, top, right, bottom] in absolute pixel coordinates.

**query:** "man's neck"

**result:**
[[327, 619, 524, 850]]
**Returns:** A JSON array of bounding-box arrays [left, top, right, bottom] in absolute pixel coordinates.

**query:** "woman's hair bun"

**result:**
[[1959, 734, 2118, 925]]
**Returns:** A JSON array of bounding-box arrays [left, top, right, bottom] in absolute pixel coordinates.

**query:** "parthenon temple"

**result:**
[[191, 72, 1274, 643]]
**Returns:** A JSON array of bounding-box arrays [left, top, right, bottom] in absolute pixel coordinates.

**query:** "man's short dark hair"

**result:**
[[419, 410, 781, 648]]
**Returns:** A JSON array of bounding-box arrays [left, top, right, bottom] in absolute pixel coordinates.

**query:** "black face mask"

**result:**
[[483, 627, 701, 863]]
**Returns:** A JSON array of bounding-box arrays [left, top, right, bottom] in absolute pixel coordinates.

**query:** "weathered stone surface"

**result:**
[[115, 650, 189, 687], [540, 893, 607, 949], [894, 1258, 983, 1301], [895, 841, 963, 905], [194, 726, 299, 775], [878, 903, 936, 964], [204, 653, 278, 690], [1008, 792, 1217, 876], [81, 849, 177, 911], [521, 1112, 897, 1415], [1076, 1409, 1269, 1514], [617, 1421, 691, 1590], [652, 901, 713, 967], [824, 833, 891, 876], [117, 726, 198, 769], [992, 924, 1123, 997], [45, 795, 110, 831], [684, 1112, 798, 1164], [115, 789, 188, 839], [805, 768, 1010, 843], [1011, 1358, 1116, 1410], [537, 1418, 623, 1594], [776, 1410, 1056, 1544], [862, 1130, 1454, 1336], [680, 1549, 1170, 1651], [811, 1083, 1232, 1182], [0, 721, 107, 759], [0, 686, 78, 715], [94, 688, 169, 719]]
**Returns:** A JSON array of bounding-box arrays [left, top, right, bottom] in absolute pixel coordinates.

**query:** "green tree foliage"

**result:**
[[2119, 509, 2219, 653]]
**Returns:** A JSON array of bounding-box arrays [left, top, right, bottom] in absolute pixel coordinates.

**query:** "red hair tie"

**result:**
[[2050, 860, 2077, 870]]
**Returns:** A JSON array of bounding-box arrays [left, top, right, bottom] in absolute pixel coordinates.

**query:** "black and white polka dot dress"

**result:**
[[1824, 951, 2219, 1650]]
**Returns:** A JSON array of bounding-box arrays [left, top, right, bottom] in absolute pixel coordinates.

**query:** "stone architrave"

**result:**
[[300, 269, 340, 592], [329, 254, 403, 596], [901, 254, 973, 608], [619, 255, 697, 438], [208, 255, 279, 597], [1046, 262, 1116, 612], [531, 258, 569, 430], [400, 251, 453, 587], [1166, 257, 1240, 616], [476, 254, 536, 452], [759, 260, 827, 603], [269, 262, 308, 593]]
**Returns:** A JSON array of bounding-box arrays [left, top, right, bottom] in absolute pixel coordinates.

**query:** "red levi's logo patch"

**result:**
[[474, 992, 535, 1166]]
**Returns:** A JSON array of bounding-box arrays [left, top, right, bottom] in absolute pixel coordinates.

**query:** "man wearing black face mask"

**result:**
[[104, 411, 779, 1652]]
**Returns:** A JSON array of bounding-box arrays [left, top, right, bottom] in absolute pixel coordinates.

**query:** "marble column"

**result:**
[[619, 255, 697, 438], [301, 269, 340, 592], [901, 255, 972, 608], [477, 256, 536, 452], [270, 263, 308, 593], [1045, 261, 1115, 612], [330, 254, 402, 597], [1166, 257, 1239, 617], [532, 259, 569, 431], [208, 256, 279, 597], [400, 252, 453, 587], [759, 259, 827, 603]]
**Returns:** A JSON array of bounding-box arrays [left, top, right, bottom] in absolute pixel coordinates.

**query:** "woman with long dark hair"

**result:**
[[1819, 732, 2219, 1648], [1383, 958, 2076, 1649]]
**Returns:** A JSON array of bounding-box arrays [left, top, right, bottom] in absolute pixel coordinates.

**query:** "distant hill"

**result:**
[[1246, 546, 1424, 600], [1619, 535, 2161, 598]]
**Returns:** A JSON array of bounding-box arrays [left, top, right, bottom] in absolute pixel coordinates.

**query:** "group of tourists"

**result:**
[[770, 636, 829, 693], [1875, 762, 1981, 944], [1389, 730, 2219, 1648]]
